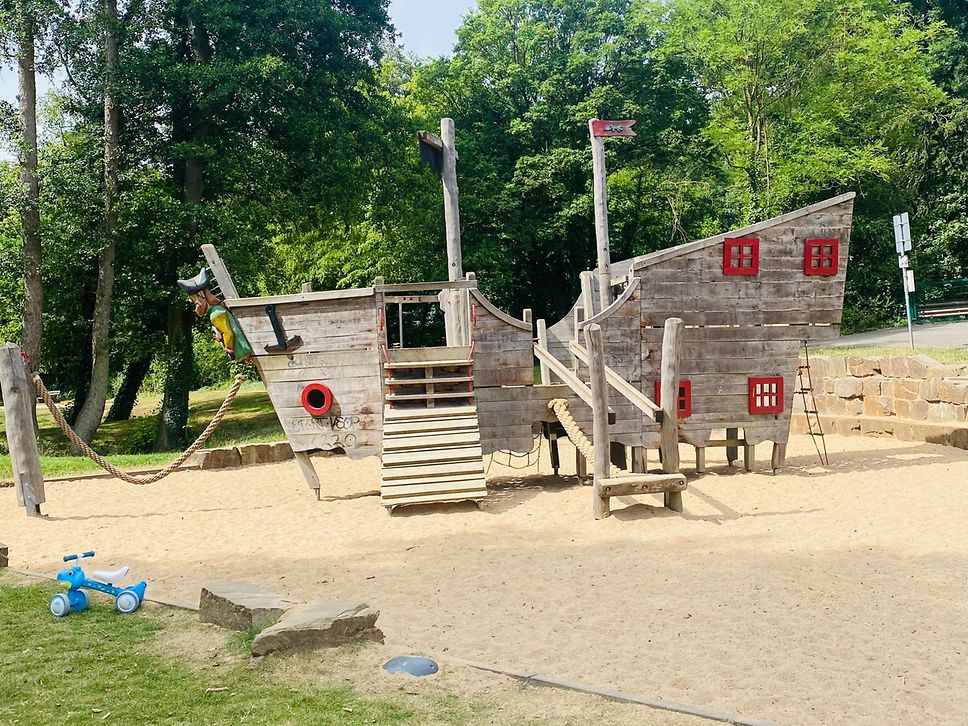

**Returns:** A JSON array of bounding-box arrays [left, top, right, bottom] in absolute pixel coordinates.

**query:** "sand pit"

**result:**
[[3, 433, 966, 725]]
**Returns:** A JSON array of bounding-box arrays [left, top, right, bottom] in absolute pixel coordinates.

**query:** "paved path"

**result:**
[[829, 320, 968, 349]]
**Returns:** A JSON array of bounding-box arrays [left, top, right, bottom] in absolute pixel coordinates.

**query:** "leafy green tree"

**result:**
[[407, 0, 712, 321], [661, 0, 945, 222]]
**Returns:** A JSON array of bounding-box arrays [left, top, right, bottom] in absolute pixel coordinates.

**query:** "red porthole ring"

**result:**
[[301, 383, 333, 417]]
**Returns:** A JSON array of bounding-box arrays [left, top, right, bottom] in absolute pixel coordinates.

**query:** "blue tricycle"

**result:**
[[49, 551, 147, 617]]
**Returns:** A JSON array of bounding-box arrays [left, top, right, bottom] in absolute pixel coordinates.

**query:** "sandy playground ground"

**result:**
[[2, 433, 966, 725]]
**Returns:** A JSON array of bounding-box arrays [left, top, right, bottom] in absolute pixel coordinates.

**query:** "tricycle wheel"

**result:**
[[49, 593, 71, 618], [115, 590, 141, 614], [69, 589, 89, 613]]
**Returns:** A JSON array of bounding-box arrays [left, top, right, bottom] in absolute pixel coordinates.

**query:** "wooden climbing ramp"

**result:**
[[380, 346, 488, 509]]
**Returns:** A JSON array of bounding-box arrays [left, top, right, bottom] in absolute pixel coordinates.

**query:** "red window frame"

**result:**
[[748, 377, 783, 415], [804, 238, 838, 276], [654, 379, 692, 419], [723, 237, 759, 276]]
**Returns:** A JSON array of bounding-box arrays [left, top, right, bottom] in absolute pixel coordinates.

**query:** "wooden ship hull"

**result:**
[[204, 192, 855, 509]]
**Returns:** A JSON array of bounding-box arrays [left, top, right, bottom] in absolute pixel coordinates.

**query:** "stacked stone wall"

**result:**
[[793, 354, 968, 449]]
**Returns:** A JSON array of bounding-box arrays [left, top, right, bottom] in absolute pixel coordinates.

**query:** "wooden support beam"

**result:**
[[744, 443, 755, 473], [659, 317, 684, 475], [301, 282, 312, 293], [631, 447, 647, 473], [568, 341, 660, 420], [536, 319, 551, 384], [771, 442, 787, 474], [201, 244, 239, 299], [293, 451, 321, 500], [726, 427, 739, 465], [0, 344, 44, 516], [580, 270, 596, 324], [532, 344, 614, 418], [585, 324, 610, 519]]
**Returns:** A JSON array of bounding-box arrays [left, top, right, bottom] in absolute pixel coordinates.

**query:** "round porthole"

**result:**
[[301, 383, 333, 417]]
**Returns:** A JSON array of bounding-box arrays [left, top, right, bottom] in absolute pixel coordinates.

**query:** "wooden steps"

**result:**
[[381, 348, 487, 510]]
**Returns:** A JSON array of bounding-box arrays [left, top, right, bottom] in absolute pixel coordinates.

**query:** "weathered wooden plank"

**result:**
[[381, 479, 487, 499], [599, 473, 687, 497], [228, 287, 375, 309], [382, 445, 483, 467], [384, 490, 485, 507], [201, 244, 240, 299], [381, 459, 485, 480]]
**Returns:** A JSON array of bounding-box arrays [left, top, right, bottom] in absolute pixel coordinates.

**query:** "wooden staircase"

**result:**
[[380, 347, 488, 510]]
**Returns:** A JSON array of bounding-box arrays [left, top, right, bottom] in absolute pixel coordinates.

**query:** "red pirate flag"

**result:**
[[589, 119, 637, 137]]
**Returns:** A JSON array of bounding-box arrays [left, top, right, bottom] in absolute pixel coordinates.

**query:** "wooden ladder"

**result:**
[[380, 347, 487, 509]]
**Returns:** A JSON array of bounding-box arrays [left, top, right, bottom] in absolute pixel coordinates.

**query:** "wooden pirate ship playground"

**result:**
[[3, 118, 855, 519], [201, 183, 854, 516]]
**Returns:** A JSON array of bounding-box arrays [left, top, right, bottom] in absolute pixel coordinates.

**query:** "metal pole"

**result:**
[[398, 301, 404, 349], [902, 268, 915, 350]]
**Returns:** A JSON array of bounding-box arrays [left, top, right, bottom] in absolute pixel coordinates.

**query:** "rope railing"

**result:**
[[30, 371, 247, 485], [548, 398, 620, 476]]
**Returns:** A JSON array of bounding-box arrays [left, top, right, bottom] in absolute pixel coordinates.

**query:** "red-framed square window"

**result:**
[[654, 379, 692, 418], [804, 238, 838, 276], [748, 376, 783, 415], [723, 237, 760, 276]]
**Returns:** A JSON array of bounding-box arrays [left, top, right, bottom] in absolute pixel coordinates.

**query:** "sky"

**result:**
[[389, 0, 476, 58], [0, 1, 476, 112]]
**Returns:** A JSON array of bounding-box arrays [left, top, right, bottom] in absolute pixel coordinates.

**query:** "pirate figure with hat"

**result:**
[[177, 268, 253, 361]]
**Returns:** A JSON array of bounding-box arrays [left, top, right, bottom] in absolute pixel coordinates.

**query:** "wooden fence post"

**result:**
[[0, 343, 45, 516], [659, 318, 684, 511], [584, 324, 610, 519]]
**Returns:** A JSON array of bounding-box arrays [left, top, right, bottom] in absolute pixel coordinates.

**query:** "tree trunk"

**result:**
[[73, 0, 120, 445], [15, 4, 42, 433], [105, 355, 152, 422], [154, 6, 210, 449], [153, 306, 193, 452]]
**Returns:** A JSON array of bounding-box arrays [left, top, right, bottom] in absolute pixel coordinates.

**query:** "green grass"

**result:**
[[0, 382, 284, 482], [812, 346, 968, 364], [0, 575, 469, 726]]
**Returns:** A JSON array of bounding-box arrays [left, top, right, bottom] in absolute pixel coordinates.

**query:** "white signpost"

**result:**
[[892, 212, 915, 350]]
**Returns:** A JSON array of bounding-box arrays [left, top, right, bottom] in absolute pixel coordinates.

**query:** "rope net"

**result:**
[[548, 398, 621, 476], [31, 371, 247, 485]]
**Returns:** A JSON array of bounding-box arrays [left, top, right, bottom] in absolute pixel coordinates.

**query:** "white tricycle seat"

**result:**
[[92, 566, 129, 583]]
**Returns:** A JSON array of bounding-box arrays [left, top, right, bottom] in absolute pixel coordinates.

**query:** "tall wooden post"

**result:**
[[441, 118, 462, 283], [579, 270, 596, 323], [536, 319, 550, 384], [659, 318, 684, 463], [0, 343, 44, 516], [585, 324, 610, 519], [589, 121, 612, 311]]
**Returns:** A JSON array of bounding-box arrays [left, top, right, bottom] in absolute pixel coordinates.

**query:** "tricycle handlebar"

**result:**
[[63, 551, 95, 562]]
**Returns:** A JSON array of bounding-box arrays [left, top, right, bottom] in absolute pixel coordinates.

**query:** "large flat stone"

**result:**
[[199, 581, 300, 631], [251, 601, 383, 657]]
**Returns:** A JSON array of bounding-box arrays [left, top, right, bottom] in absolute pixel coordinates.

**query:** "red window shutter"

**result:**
[[654, 379, 692, 418], [748, 376, 784, 414], [723, 238, 760, 276], [804, 238, 838, 276]]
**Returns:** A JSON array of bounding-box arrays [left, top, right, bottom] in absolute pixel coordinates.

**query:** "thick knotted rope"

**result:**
[[30, 371, 246, 485], [548, 398, 620, 476]]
